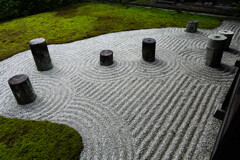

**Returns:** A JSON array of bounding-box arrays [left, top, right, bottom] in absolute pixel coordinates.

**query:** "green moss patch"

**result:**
[[0, 116, 83, 160], [0, 2, 221, 61]]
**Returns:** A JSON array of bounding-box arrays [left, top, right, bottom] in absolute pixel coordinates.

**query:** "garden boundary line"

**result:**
[[211, 60, 240, 159], [86, 0, 240, 19]]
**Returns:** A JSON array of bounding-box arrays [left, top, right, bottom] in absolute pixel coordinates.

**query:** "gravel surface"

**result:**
[[0, 20, 240, 160]]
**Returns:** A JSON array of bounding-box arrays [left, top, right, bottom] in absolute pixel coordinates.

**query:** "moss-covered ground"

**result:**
[[0, 2, 221, 61], [0, 116, 83, 160]]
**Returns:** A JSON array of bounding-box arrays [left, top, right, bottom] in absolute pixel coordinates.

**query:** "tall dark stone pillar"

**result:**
[[142, 38, 156, 62], [8, 74, 36, 105], [29, 38, 53, 71], [218, 30, 234, 50]]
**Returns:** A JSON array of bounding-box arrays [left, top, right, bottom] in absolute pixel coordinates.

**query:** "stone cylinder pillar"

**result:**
[[8, 74, 36, 105], [142, 38, 156, 62], [100, 50, 113, 66], [186, 20, 198, 33], [218, 30, 234, 50], [205, 34, 227, 68], [29, 38, 53, 71]]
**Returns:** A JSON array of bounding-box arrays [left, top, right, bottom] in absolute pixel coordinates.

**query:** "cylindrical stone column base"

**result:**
[[8, 74, 36, 105], [205, 34, 227, 68], [218, 30, 234, 50], [100, 50, 113, 66], [142, 38, 156, 62], [186, 20, 198, 33], [29, 38, 53, 71]]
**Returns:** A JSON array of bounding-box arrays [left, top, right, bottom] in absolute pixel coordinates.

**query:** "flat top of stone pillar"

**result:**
[[143, 38, 156, 44], [218, 30, 234, 35], [208, 34, 227, 41], [29, 38, 46, 45], [8, 74, 28, 85], [188, 20, 198, 23], [100, 50, 113, 56]]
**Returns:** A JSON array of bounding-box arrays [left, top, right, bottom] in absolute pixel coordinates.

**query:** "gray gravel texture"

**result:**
[[0, 20, 240, 160]]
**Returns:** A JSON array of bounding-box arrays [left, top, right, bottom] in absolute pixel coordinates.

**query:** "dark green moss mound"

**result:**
[[0, 116, 83, 160], [0, 2, 221, 61]]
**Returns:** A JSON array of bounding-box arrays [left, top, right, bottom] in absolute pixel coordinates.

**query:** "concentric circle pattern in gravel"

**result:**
[[0, 20, 240, 160], [178, 49, 238, 84]]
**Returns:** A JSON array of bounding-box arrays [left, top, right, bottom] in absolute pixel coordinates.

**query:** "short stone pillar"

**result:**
[[218, 30, 234, 50], [100, 50, 113, 66], [8, 74, 36, 105], [29, 38, 53, 71], [205, 34, 227, 68], [142, 38, 156, 62], [186, 20, 198, 33]]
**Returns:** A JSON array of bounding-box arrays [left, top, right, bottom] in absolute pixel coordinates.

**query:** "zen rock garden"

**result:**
[[1, 20, 240, 159], [8, 21, 234, 105]]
